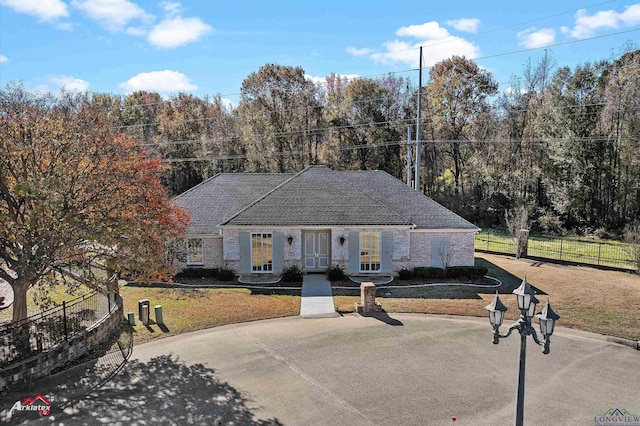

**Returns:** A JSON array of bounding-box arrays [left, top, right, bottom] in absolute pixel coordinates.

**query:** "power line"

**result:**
[[160, 135, 630, 163], [131, 103, 639, 149], [469, 28, 640, 63], [116, 88, 638, 133]]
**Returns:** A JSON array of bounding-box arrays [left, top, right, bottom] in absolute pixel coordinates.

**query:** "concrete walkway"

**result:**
[[300, 274, 339, 318]]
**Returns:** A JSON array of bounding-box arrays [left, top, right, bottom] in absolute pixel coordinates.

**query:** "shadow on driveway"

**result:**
[[1, 354, 282, 425], [359, 311, 404, 326]]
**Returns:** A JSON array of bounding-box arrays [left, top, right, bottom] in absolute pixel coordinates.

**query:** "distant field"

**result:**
[[475, 229, 636, 270]]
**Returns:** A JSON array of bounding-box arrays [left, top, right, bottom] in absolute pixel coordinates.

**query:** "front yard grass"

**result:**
[[335, 253, 640, 341], [2, 253, 638, 346], [120, 286, 300, 346]]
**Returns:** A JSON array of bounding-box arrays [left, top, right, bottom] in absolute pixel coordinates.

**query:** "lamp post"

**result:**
[[485, 278, 560, 426]]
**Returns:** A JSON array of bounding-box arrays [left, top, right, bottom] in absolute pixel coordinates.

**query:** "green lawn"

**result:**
[[475, 230, 636, 270]]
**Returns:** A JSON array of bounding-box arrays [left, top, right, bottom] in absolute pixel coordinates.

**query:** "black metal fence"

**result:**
[[0, 290, 111, 365], [475, 230, 637, 271]]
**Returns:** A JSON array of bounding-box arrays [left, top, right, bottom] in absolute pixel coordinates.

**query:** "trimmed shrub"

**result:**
[[446, 266, 488, 278], [281, 265, 303, 283], [414, 266, 488, 279], [326, 264, 346, 281], [217, 267, 236, 281], [397, 268, 414, 280], [413, 267, 445, 279], [175, 268, 218, 278]]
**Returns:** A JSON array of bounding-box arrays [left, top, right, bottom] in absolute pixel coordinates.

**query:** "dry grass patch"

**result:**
[[120, 285, 300, 346], [480, 254, 640, 340], [336, 254, 640, 341]]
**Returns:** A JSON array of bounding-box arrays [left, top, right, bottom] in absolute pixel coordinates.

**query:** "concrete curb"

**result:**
[[605, 336, 640, 350]]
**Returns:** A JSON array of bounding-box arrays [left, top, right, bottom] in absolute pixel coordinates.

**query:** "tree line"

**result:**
[[35, 47, 640, 236]]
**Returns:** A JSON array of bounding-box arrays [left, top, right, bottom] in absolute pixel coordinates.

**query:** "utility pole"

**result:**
[[414, 46, 423, 193], [407, 126, 412, 188]]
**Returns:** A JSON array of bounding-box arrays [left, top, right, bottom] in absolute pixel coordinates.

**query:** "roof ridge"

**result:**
[[345, 171, 479, 230], [172, 171, 295, 201], [222, 166, 414, 227], [218, 167, 308, 226]]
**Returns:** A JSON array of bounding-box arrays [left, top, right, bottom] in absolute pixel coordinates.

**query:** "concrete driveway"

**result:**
[[4, 314, 640, 425]]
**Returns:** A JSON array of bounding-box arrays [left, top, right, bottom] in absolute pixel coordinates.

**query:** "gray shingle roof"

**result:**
[[173, 166, 479, 232], [340, 170, 479, 230], [222, 166, 411, 226], [173, 173, 293, 234]]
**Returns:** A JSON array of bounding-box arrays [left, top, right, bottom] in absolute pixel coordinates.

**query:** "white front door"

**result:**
[[303, 231, 330, 272]]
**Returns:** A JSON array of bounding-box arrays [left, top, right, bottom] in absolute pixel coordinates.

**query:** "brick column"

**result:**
[[355, 282, 382, 313]]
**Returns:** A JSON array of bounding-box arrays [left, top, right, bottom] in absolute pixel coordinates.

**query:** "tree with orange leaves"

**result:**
[[0, 83, 189, 323]]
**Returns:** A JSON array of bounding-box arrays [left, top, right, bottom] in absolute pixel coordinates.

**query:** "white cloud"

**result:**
[[119, 70, 197, 93], [503, 86, 528, 96], [305, 73, 360, 85], [445, 18, 480, 33], [346, 46, 373, 56], [367, 21, 480, 68], [0, 0, 68, 21], [0, 55, 8, 63], [396, 22, 450, 39], [50, 75, 90, 92], [148, 16, 212, 48], [619, 3, 640, 25], [71, 0, 151, 32], [517, 27, 555, 49], [563, 3, 640, 38], [161, 1, 182, 16], [220, 98, 236, 110]]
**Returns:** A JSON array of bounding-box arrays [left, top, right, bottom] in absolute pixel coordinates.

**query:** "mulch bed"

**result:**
[[174, 277, 303, 288], [330, 276, 498, 288], [160, 276, 497, 289]]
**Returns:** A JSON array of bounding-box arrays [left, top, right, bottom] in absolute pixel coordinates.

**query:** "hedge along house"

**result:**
[[172, 165, 479, 276]]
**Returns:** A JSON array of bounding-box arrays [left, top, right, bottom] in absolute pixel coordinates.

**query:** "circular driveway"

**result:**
[[127, 314, 639, 425]]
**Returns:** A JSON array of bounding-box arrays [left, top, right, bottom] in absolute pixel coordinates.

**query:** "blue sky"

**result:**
[[1, 0, 638, 105]]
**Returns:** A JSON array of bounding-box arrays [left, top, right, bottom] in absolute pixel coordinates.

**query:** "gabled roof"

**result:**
[[221, 166, 410, 226], [340, 170, 478, 230], [173, 173, 293, 234], [173, 165, 478, 233]]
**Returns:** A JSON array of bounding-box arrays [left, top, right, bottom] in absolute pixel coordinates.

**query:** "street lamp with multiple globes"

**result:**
[[485, 278, 560, 426]]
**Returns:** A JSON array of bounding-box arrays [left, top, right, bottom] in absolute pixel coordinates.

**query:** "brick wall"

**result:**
[[220, 227, 475, 274], [173, 236, 223, 270], [409, 231, 475, 269], [0, 297, 124, 392], [204, 237, 223, 268]]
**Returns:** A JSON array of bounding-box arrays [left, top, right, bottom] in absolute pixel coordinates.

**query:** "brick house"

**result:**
[[171, 165, 479, 276]]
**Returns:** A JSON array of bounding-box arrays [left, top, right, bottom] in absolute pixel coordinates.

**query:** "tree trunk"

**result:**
[[11, 279, 30, 323]]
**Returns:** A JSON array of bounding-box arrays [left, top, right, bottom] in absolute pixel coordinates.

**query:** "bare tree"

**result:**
[[505, 206, 531, 258]]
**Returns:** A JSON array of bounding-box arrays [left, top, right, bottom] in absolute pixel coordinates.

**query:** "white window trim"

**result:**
[[186, 238, 204, 265], [251, 232, 273, 273], [359, 231, 382, 273]]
